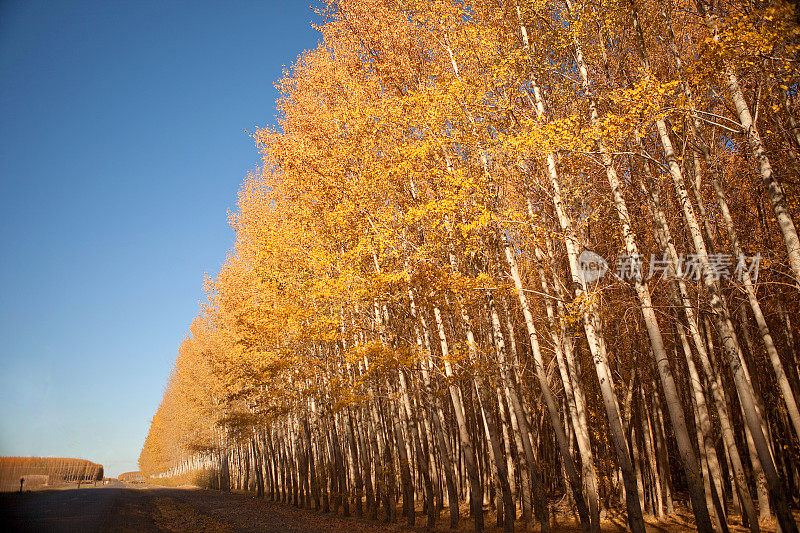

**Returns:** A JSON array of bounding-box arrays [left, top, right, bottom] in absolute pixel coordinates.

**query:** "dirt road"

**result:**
[[5, 484, 795, 532], [0, 484, 400, 532]]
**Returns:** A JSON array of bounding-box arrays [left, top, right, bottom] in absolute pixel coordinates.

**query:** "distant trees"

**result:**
[[141, 1, 800, 532], [0, 457, 103, 491], [118, 471, 145, 483]]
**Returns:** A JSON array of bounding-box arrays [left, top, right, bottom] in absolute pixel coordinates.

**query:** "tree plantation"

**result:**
[[0, 458, 104, 491], [139, 0, 800, 531]]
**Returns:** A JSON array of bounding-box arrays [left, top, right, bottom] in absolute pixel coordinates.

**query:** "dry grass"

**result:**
[[145, 469, 214, 489]]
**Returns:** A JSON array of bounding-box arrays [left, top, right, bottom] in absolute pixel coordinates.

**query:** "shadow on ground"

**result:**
[[0, 485, 398, 533]]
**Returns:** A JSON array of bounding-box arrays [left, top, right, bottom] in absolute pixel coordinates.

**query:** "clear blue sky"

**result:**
[[0, 0, 321, 477]]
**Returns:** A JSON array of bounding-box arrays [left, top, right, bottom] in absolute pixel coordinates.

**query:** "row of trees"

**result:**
[[118, 471, 146, 483], [0, 457, 103, 490], [140, 0, 800, 531]]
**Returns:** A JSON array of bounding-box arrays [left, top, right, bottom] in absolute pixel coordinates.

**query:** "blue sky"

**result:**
[[0, 0, 321, 477]]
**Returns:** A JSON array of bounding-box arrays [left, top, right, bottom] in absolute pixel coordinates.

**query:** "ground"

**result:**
[[1, 483, 401, 533], [0, 483, 796, 532]]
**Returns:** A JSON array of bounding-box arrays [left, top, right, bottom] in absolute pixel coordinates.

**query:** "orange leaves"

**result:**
[[141, 0, 800, 488]]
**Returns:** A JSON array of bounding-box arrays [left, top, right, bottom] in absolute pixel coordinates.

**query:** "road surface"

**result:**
[[0, 483, 397, 532]]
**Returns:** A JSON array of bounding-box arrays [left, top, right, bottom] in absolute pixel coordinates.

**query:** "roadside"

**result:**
[[2, 484, 797, 532]]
